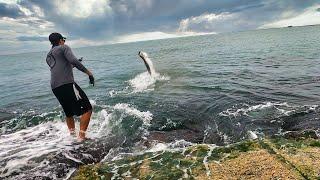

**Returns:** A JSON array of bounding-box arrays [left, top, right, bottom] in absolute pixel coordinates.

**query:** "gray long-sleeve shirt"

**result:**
[[46, 45, 88, 89]]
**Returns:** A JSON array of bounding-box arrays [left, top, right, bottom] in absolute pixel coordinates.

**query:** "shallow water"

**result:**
[[1, 25, 320, 179]]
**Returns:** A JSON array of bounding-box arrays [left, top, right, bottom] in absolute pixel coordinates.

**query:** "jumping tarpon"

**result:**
[[138, 51, 156, 76]]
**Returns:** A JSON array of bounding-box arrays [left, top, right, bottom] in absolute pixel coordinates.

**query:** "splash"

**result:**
[[128, 72, 169, 93], [113, 103, 153, 126], [0, 101, 154, 179], [0, 120, 75, 178], [108, 51, 169, 95], [108, 72, 169, 95]]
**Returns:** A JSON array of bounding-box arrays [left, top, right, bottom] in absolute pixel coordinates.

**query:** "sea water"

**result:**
[[1, 25, 320, 179]]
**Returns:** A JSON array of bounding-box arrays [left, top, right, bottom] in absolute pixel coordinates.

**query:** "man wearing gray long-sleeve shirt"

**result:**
[[46, 32, 94, 141]]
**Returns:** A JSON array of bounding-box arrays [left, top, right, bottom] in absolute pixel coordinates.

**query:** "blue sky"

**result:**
[[0, 0, 320, 55]]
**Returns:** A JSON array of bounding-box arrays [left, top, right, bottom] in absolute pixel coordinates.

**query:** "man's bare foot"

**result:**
[[69, 128, 76, 136], [78, 130, 86, 141]]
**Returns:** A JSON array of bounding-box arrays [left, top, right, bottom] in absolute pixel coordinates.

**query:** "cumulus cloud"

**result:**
[[260, 5, 320, 28], [0, 2, 25, 18], [177, 1, 320, 34], [54, 0, 112, 18], [0, 0, 320, 54], [178, 13, 237, 33]]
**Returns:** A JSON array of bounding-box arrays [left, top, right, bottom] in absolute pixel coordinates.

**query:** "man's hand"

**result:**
[[89, 75, 95, 86], [86, 70, 94, 86]]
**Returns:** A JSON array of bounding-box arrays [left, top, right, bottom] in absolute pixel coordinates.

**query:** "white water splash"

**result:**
[[113, 103, 153, 126], [0, 120, 75, 177], [0, 100, 154, 178], [128, 72, 170, 93], [146, 140, 194, 153], [219, 102, 288, 117], [107, 72, 169, 95], [89, 99, 97, 106], [108, 51, 169, 95]]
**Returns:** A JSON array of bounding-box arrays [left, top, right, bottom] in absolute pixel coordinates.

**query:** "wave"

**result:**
[[0, 120, 74, 178], [219, 102, 318, 118], [0, 101, 154, 179], [214, 102, 319, 143]]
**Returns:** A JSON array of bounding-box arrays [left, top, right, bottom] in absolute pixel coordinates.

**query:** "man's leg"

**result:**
[[66, 116, 75, 135], [79, 110, 92, 139]]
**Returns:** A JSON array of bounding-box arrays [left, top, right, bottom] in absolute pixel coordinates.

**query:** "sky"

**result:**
[[0, 0, 320, 55]]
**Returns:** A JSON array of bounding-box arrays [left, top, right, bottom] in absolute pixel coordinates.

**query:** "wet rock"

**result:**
[[282, 130, 318, 139], [72, 137, 320, 179], [281, 110, 320, 131], [2, 136, 124, 180], [147, 129, 203, 143]]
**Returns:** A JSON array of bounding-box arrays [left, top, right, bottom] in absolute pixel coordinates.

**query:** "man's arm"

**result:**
[[63, 45, 88, 73], [63, 45, 94, 86]]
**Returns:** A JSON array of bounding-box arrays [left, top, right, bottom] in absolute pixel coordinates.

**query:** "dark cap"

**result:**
[[49, 32, 66, 44]]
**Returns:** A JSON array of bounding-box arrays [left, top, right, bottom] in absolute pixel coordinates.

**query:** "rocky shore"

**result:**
[[72, 132, 320, 179]]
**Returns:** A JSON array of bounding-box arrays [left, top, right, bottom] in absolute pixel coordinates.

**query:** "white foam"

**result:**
[[108, 51, 169, 95], [108, 90, 118, 97], [220, 102, 319, 118], [147, 143, 168, 152], [89, 99, 97, 106], [0, 100, 155, 178], [219, 102, 292, 117], [95, 109, 112, 137], [159, 118, 177, 130], [203, 145, 215, 177], [107, 72, 169, 96], [0, 120, 75, 177], [0, 97, 159, 179], [113, 103, 153, 126], [146, 140, 194, 153], [128, 72, 169, 93]]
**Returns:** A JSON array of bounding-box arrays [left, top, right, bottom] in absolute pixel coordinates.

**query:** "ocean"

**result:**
[[1, 25, 320, 179]]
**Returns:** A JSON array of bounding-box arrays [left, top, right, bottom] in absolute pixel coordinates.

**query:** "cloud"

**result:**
[[0, 2, 25, 18], [260, 5, 320, 28], [13, 0, 320, 37], [113, 31, 213, 43], [0, 0, 320, 54], [15, 0, 271, 38], [16, 0, 114, 39], [177, 1, 320, 34], [16, 35, 47, 41], [114, 31, 178, 43], [178, 13, 237, 33], [54, 0, 112, 18]]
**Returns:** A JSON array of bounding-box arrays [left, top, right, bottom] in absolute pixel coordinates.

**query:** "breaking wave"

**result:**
[[219, 102, 318, 118], [0, 101, 154, 179]]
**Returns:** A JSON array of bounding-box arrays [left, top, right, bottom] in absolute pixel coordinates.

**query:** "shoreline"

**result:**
[[72, 132, 320, 179]]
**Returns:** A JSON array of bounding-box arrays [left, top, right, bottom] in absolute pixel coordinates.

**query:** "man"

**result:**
[[46, 32, 94, 141]]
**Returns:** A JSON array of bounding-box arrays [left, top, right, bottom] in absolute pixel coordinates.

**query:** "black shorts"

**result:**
[[52, 83, 92, 117]]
